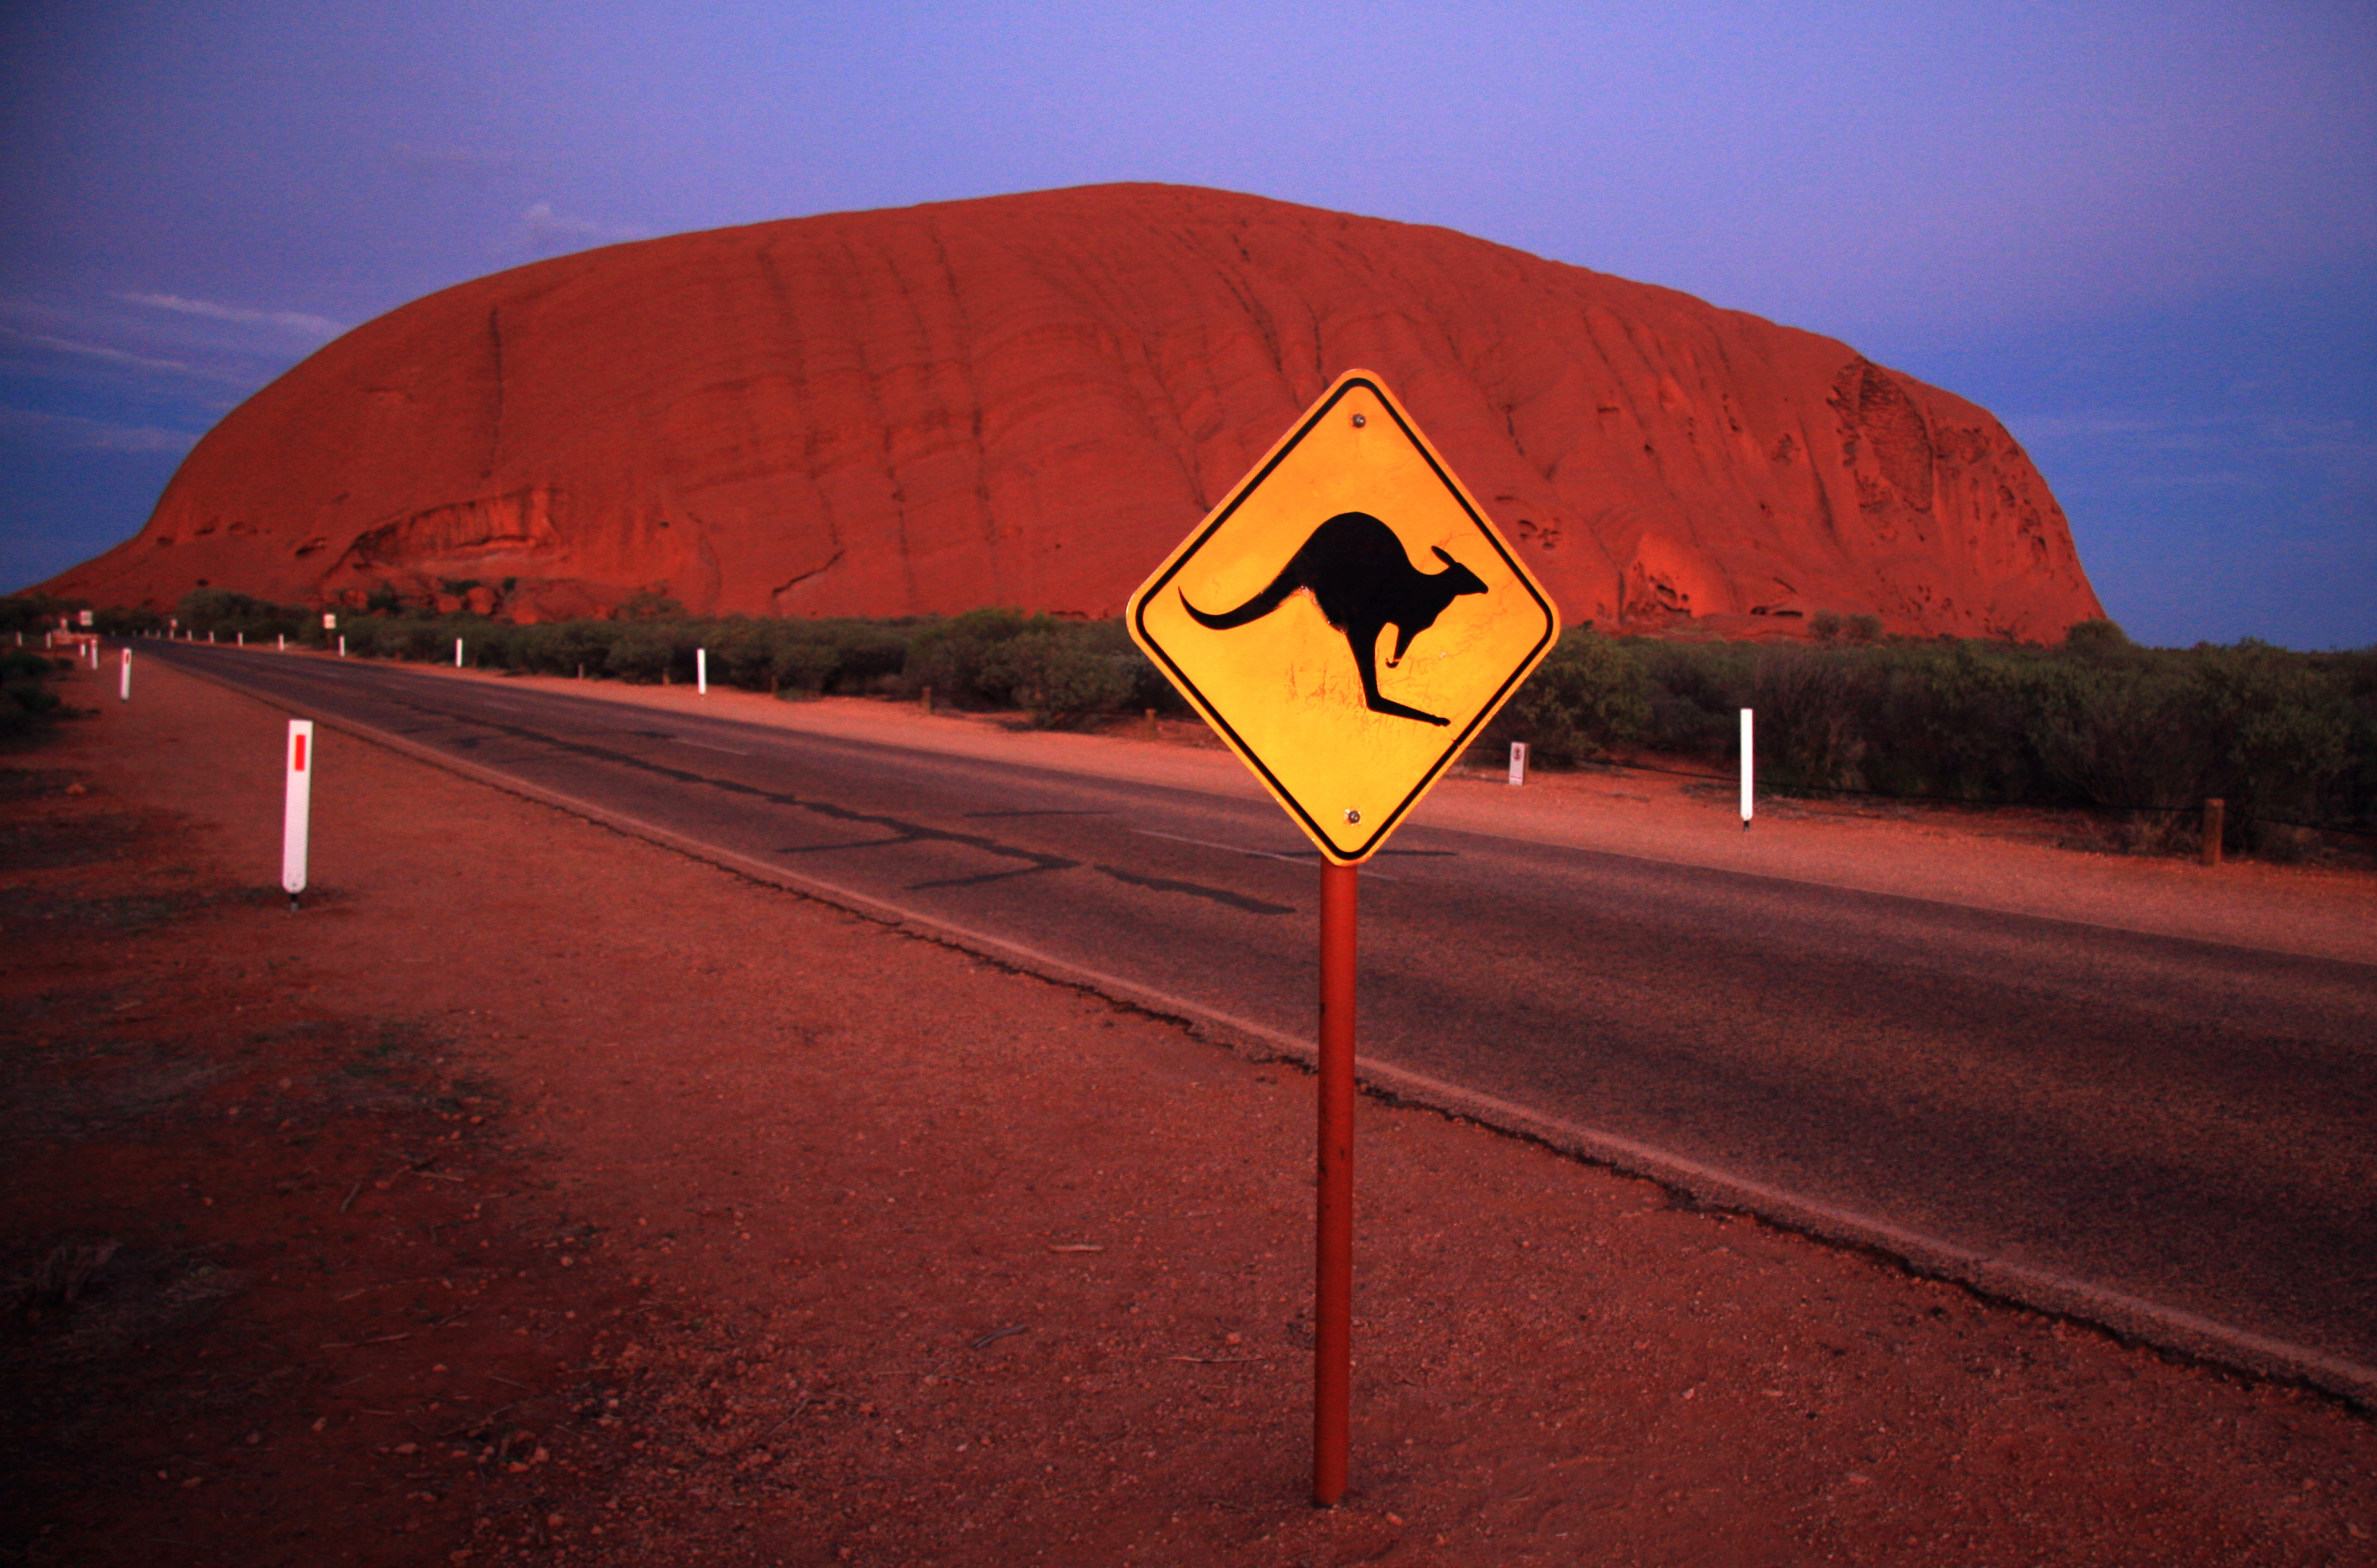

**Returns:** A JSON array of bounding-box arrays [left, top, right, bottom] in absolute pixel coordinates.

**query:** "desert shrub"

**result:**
[[815, 619, 914, 690], [769, 632, 843, 695], [1631, 641, 1756, 758], [2326, 647, 2377, 832], [616, 584, 687, 621], [173, 587, 310, 641], [499, 623, 555, 673], [333, 619, 380, 657], [2061, 618, 2134, 657], [549, 620, 619, 677], [710, 624, 778, 690], [901, 608, 1034, 706], [1854, 643, 2053, 802], [1003, 627, 1135, 726], [0, 651, 67, 736], [348, 618, 425, 660], [2188, 642, 2359, 847], [0, 594, 79, 635], [400, 620, 456, 662], [2012, 640, 2362, 849], [2023, 657, 2213, 829], [93, 605, 166, 638], [459, 623, 523, 670], [1748, 646, 1878, 791], [361, 619, 411, 661], [1486, 627, 1649, 761], [1065, 619, 1187, 715], [1807, 610, 1882, 646], [603, 624, 676, 684]]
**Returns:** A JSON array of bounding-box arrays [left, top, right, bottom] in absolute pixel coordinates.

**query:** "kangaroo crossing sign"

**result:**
[[1130, 370, 1560, 863]]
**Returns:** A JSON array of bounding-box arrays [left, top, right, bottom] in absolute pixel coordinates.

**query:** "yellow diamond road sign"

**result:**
[[1129, 370, 1560, 864]]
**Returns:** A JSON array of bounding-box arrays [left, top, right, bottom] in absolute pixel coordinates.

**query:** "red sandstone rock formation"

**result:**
[[46, 184, 2102, 641]]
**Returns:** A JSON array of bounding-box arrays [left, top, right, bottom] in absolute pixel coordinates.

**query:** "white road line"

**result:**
[[1131, 828, 1307, 862]]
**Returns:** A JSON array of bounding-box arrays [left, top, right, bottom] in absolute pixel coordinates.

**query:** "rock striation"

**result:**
[[47, 184, 2102, 640]]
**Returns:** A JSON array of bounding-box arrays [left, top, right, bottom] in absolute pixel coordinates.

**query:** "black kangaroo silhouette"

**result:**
[[1182, 511, 1487, 726]]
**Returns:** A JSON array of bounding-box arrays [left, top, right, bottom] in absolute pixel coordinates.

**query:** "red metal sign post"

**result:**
[[1314, 859, 1357, 1506], [1124, 373, 1560, 1509]]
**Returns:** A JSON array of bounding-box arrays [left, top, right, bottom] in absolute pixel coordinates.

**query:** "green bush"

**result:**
[[0, 651, 68, 737], [1004, 629, 1135, 726], [540, 620, 619, 678], [2024, 657, 2208, 818], [1748, 647, 1876, 790], [1485, 627, 1649, 761], [769, 635, 842, 695], [709, 623, 777, 690], [174, 587, 310, 641], [82, 586, 2363, 851], [2061, 618, 2134, 657], [1474, 627, 2376, 847], [0, 594, 80, 636], [603, 625, 676, 684], [900, 608, 1034, 706], [1632, 640, 1757, 758]]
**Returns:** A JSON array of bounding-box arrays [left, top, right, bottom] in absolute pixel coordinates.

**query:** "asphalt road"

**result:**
[[149, 643, 2377, 1391]]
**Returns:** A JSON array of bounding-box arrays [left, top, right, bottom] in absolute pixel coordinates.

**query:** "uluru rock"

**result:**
[[45, 184, 2102, 641]]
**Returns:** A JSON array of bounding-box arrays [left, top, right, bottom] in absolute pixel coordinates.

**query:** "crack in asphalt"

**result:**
[[1092, 865, 1294, 915], [379, 695, 1285, 914]]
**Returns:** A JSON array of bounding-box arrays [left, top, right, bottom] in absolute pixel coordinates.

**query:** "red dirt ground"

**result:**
[[4, 656, 2373, 1567]]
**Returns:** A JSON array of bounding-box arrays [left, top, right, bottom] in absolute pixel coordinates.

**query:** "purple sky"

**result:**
[[4, 0, 2370, 646]]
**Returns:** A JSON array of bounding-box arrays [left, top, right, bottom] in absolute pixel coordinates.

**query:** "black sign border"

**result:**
[[1131, 375, 1559, 863]]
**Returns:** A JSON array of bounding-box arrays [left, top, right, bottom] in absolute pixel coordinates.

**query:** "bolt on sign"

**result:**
[[1128, 370, 1559, 863]]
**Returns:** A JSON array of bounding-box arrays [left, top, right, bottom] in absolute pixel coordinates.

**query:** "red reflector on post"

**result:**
[[293, 733, 307, 772]]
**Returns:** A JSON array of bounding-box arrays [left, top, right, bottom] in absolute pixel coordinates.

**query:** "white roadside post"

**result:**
[[278, 633, 286, 652], [119, 648, 131, 702], [236, 631, 245, 647], [697, 646, 708, 695], [337, 635, 346, 657], [455, 637, 465, 668], [1739, 708, 1755, 832], [283, 720, 314, 910], [1508, 741, 1528, 785]]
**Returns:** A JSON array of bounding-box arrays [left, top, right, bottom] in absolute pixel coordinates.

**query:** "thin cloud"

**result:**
[[0, 326, 198, 375], [0, 406, 200, 455], [121, 293, 346, 337], [515, 202, 646, 256], [391, 143, 520, 182]]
